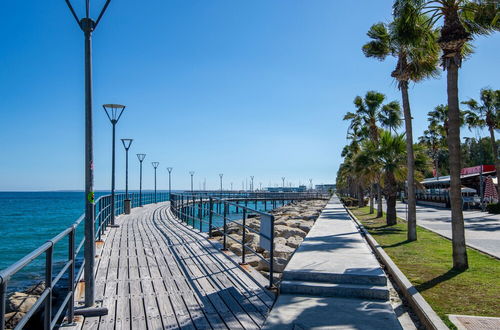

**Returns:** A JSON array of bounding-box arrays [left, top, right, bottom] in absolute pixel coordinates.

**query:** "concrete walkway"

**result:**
[[384, 201, 500, 258], [263, 196, 402, 329]]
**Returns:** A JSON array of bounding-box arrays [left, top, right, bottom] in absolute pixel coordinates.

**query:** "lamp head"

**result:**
[[136, 153, 146, 162], [219, 173, 223, 178], [103, 104, 126, 124], [189, 171, 195, 176], [167, 167, 173, 173], [152, 162, 160, 169], [121, 138, 133, 150]]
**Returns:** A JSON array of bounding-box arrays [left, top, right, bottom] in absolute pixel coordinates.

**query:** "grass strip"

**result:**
[[351, 206, 500, 329]]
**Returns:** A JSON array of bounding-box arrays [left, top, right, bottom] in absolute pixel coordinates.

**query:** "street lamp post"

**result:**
[[309, 178, 313, 191], [190, 171, 195, 193], [250, 176, 254, 192], [137, 154, 146, 206], [64, 0, 113, 311], [167, 167, 173, 195], [121, 139, 133, 214], [282, 177, 285, 190], [152, 162, 160, 203], [103, 103, 126, 228], [219, 173, 224, 194]]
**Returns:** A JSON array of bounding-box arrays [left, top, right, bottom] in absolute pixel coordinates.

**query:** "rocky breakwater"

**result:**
[[3, 281, 48, 329], [212, 199, 328, 281]]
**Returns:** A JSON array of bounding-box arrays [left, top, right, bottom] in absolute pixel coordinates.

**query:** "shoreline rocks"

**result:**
[[212, 199, 327, 281]]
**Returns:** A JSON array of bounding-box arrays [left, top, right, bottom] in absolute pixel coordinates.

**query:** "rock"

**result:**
[[298, 221, 314, 233], [285, 220, 303, 228], [24, 281, 45, 296], [257, 258, 269, 271], [273, 243, 294, 258], [274, 218, 288, 226], [286, 236, 304, 248], [243, 255, 260, 267], [8, 292, 39, 313], [274, 225, 307, 239], [273, 257, 289, 273], [4, 312, 25, 329], [274, 237, 287, 246]]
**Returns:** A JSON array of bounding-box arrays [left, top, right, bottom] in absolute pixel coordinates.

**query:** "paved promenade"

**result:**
[[73, 202, 274, 329], [264, 196, 402, 329], [384, 201, 500, 258]]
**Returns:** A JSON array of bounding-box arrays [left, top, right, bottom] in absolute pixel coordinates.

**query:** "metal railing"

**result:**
[[0, 191, 169, 330], [169, 191, 330, 288]]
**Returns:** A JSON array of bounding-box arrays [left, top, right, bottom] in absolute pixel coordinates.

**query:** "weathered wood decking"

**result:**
[[73, 202, 274, 329]]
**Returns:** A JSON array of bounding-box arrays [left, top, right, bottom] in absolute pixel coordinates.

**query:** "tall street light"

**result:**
[[103, 104, 126, 227], [121, 139, 133, 214], [152, 162, 160, 203], [189, 171, 195, 193], [219, 173, 224, 194], [282, 177, 285, 190], [250, 176, 254, 192], [64, 0, 113, 311], [167, 167, 173, 195], [137, 154, 146, 206]]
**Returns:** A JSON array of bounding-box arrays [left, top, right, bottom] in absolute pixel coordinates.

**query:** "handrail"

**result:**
[[169, 191, 329, 289], [0, 191, 169, 330]]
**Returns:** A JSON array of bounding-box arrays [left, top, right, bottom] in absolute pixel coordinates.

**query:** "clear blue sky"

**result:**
[[0, 0, 498, 191]]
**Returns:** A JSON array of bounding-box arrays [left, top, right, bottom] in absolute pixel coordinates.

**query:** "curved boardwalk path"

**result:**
[[73, 202, 274, 330]]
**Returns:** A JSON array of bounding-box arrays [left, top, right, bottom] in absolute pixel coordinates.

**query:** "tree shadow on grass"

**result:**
[[414, 268, 465, 293], [382, 239, 412, 249]]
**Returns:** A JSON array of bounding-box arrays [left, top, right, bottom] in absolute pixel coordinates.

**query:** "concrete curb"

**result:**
[[344, 206, 449, 330]]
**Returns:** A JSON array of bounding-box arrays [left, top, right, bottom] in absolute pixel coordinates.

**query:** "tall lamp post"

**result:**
[[103, 104, 126, 228], [250, 176, 254, 192], [152, 162, 160, 203], [167, 167, 173, 195], [64, 0, 113, 311], [309, 178, 313, 191], [219, 173, 224, 194], [137, 154, 146, 206], [282, 177, 285, 190], [189, 171, 195, 193], [121, 139, 133, 214]]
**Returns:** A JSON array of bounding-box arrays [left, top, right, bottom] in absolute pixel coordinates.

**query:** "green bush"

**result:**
[[340, 196, 359, 207], [486, 203, 500, 214]]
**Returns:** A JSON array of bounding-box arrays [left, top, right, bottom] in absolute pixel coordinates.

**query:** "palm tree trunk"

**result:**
[[377, 182, 383, 218], [447, 62, 468, 270], [386, 194, 398, 226], [488, 126, 500, 197], [369, 184, 374, 214], [401, 82, 417, 241]]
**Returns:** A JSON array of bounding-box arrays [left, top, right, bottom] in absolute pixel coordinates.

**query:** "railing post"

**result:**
[[67, 226, 76, 325], [192, 196, 196, 227], [209, 198, 213, 238], [268, 215, 275, 289], [0, 278, 6, 330], [199, 196, 203, 232], [241, 208, 247, 265], [45, 243, 53, 330], [222, 202, 228, 251], [98, 200, 103, 240]]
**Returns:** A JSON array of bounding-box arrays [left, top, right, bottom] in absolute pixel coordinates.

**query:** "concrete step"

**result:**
[[280, 280, 390, 300], [282, 270, 387, 286]]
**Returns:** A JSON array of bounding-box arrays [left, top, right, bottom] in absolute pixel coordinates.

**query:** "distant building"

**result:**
[[266, 185, 307, 192], [315, 184, 336, 192]]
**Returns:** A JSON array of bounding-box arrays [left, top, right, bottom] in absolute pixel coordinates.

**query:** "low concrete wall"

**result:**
[[344, 206, 449, 330]]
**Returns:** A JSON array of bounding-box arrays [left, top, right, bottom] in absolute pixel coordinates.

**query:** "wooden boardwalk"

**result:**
[[73, 202, 275, 329]]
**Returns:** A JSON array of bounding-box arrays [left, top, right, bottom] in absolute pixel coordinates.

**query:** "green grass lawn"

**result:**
[[351, 206, 500, 329]]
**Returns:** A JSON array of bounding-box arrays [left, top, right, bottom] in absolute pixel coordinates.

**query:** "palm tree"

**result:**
[[428, 104, 450, 138], [344, 91, 403, 216], [419, 122, 446, 177], [362, 6, 440, 241], [394, 0, 499, 270], [463, 88, 500, 195]]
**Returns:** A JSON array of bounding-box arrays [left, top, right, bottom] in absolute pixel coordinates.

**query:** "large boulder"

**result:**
[[274, 225, 307, 239], [286, 236, 304, 249], [7, 292, 38, 313]]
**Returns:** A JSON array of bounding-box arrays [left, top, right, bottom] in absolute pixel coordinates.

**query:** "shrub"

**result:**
[[486, 203, 500, 214]]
